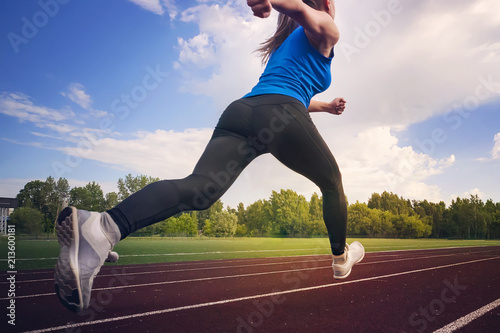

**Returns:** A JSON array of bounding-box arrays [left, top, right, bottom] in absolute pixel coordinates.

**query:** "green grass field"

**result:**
[[1, 236, 499, 271]]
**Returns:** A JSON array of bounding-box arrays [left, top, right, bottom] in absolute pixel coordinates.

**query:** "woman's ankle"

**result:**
[[100, 212, 121, 247]]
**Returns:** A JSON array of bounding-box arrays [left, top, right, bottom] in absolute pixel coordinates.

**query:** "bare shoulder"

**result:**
[[302, 11, 339, 57], [276, 1, 339, 56]]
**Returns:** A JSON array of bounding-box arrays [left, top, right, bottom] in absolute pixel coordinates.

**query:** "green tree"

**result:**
[[430, 201, 446, 238], [178, 213, 198, 236], [309, 193, 323, 221], [269, 189, 310, 237], [16, 177, 70, 234], [49, 177, 70, 233], [484, 199, 500, 239], [211, 210, 238, 237], [160, 217, 178, 235], [308, 193, 326, 235], [117, 174, 160, 200], [491, 202, 500, 238], [379, 210, 396, 237], [69, 187, 88, 210], [235, 223, 248, 236], [105, 192, 119, 210], [141, 225, 159, 237], [391, 214, 431, 238], [17, 180, 49, 211], [469, 194, 486, 239], [160, 213, 198, 236], [234, 202, 249, 236], [246, 199, 271, 236], [196, 199, 223, 230], [412, 199, 446, 238], [447, 196, 487, 239], [367, 192, 382, 211], [236, 202, 247, 225], [347, 202, 373, 236], [369, 191, 414, 216], [9, 207, 44, 239], [69, 181, 106, 211], [308, 193, 328, 235], [203, 220, 213, 236]]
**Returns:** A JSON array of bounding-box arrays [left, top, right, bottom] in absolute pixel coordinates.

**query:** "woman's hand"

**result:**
[[328, 97, 347, 115], [308, 98, 347, 115], [247, 0, 272, 18]]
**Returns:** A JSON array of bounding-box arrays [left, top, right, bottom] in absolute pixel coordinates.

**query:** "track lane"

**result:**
[[2, 246, 499, 332], [50, 254, 499, 333], [5, 246, 498, 299], [5, 247, 499, 297]]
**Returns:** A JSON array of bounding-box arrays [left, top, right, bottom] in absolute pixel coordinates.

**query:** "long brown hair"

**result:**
[[257, 0, 322, 64]]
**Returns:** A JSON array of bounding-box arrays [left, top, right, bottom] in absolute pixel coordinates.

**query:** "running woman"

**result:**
[[55, 0, 365, 312]]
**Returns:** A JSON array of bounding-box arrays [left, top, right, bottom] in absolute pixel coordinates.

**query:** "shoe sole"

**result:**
[[54, 207, 83, 312], [334, 243, 365, 280]]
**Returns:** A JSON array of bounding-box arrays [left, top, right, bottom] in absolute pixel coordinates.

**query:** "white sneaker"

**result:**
[[54, 207, 114, 312], [332, 241, 365, 279], [106, 251, 119, 263]]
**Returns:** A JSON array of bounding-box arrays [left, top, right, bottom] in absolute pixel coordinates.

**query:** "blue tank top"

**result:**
[[244, 26, 333, 108]]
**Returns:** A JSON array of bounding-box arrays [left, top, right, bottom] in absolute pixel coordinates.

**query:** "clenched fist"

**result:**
[[247, 0, 272, 18]]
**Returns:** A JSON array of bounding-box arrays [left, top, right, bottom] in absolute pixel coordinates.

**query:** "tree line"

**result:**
[[9, 174, 500, 239]]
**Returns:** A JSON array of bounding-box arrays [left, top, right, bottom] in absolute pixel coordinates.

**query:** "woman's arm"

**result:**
[[248, 0, 339, 52], [308, 98, 346, 115]]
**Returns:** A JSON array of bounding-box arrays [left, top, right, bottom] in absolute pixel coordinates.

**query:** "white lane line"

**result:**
[[0, 248, 327, 262], [6, 249, 496, 286], [2, 245, 497, 278], [4, 253, 481, 300], [0, 254, 327, 276], [9, 266, 327, 300], [1, 258, 330, 285], [2, 244, 497, 263], [433, 298, 500, 333], [22, 256, 500, 333]]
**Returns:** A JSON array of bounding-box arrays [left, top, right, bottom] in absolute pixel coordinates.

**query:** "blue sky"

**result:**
[[1, 0, 499, 208]]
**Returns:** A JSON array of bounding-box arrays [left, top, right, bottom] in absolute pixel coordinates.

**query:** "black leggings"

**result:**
[[107, 95, 347, 255]]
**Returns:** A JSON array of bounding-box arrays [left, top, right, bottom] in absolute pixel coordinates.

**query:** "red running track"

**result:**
[[1, 246, 499, 333]]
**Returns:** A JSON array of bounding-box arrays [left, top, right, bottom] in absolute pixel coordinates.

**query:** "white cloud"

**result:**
[[477, 132, 500, 161], [492, 133, 500, 159], [162, 0, 178, 19], [331, 0, 500, 128], [89, 109, 109, 118], [59, 128, 213, 179], [0, 178, 36, 197], [61, 83, 110, 118], [452, 188, 487, 202], [1, 137, 44, 148], [128, 0, 164, 15], [471, 42, 500, 63], [176, 33, 216, 68], [331, 126, 454, 203], [62, 83, 92, 109], [174, 2, 277, 108], [52, 123, 456, 207], [44, 122, 76, 134], [127, 0, 178, 18], [0, 92, 75, 132], [66, 179, 119, 196], [0, 90, 114, 151]]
